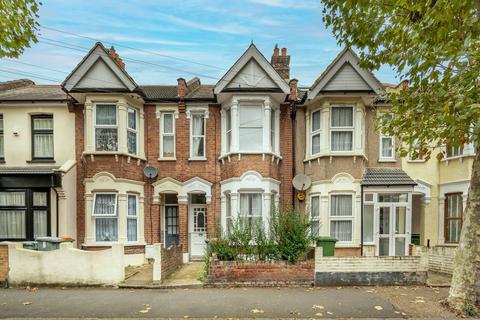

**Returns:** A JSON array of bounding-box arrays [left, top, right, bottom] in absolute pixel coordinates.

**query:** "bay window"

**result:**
[[239, 105, 263, 151], [32, 115, 54, 160], [446, 145, 463, 158], [93, 193, 118, 242], [330, 194, 353, 242], [0, 115, 4, 160], [225, 193, 232, 234], [311, 109, 321, 155], [225, 109, 232, 153], [95, 104, 118, 152], [127, 194, 138, 242], [190, 113, 206, 159], [330, 106, 354, 152], [310, 195, 320, 236], [270, 109, 276, 153], [160, 112, 175, 158], [127, 107, 138, 155], [239, 193, 262, 227]]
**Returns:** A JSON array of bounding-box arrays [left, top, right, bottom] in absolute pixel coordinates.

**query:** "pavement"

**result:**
[[0, 286, 459, 319]]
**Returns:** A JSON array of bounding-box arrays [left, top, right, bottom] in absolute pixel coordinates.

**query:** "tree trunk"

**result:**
[[447, 148, 480, 314]]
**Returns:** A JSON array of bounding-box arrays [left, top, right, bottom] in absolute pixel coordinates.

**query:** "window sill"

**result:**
[[304, 152, 367, 162], [441, 154, 475, 162], [158, 157, 177, 161], [189, 157, 207, 161], [407, 159, 426, 163], [27, 159, 56, 164], [218, 151, 282, 161], [378, 158, 396, 163], [83, 151, 147, 161]]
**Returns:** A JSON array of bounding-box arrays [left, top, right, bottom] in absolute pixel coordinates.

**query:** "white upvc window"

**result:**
[[127, 194, 138, 242], [190, 113, 206, 159], [363, 193, 375, 243], [226, 108, 232, 153], [239, 193, 262, 228], [225, 193, 232, 234], [311, 109, 321, 155], [95, 104, 118, 152], [379, 113, 394, 160], [93, 193, 118, 242], [330, 106, 354, 152], [160, 112, 175, 158], [239, 104, 263, 151], [329, 194, 354, 243], [270, 109, 276, 153], [127, 107, 138, 155], [310, 195, 320, 236]]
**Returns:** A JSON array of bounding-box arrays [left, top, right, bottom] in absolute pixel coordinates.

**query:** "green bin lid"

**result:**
[[316, 236, 338, 242]]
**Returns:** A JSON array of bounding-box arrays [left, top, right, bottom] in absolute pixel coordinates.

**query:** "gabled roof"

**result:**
[[308, 48, 385, 99], [214, 44, 290, 95], [62, 42, 138, 92]]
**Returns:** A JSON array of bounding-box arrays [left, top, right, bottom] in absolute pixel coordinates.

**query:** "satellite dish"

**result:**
[[292, 174, 311, 191], [143, 165, 158, 179]]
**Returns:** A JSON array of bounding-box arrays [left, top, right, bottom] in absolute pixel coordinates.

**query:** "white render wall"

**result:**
[[8, 242, 125, 285]]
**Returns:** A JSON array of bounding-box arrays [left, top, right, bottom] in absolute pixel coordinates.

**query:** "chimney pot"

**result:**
[[281, 48, 287, 56], [274, 44, 279, 57]]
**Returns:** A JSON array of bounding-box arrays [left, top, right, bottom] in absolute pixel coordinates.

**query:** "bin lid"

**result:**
[[35, 236, 63, 243], [316, 236, 338, 242]]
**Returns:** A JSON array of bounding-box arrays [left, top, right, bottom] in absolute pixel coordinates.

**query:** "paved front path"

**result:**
[[0, 287, 402, 318]]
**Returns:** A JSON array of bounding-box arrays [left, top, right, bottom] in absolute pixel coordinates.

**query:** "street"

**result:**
[[0, 286, 457, 319]]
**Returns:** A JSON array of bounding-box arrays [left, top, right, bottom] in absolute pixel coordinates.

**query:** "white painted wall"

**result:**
[[8, 242, 125, 285]]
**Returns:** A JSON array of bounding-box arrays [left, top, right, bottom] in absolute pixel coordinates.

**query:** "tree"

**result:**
[[0, 0, 40, 58], [321, 0, 479, 315]]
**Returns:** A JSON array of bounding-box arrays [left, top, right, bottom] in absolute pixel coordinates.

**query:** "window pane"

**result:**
[[239, 128, 263, 151], [163, 136, 174, 157], [395, 207, 406, 234], [94, 194, 116, 215], [0, 210, 26, 238], [378, 193, 408, 203], [312, 110, 321, 132], [312, 133, 320, 154], [190, 193, 206, 204], [34, 134, 54, 158], [163, 113, 173, 133], [311, 196, 320, 218], [381, 137, 393, 158], [0, 134, 4, 158], [311, 221, 320, 236], [127, 218, 137, 242], [226, 109, 231, 130], [330, 220, 352, 242], [447, 194, 462, 218], [395, 237, 405, 256], [34, 210, 48, 238], [127, 131, 137, 154], [446, 220, 461, 242], [270, 110, 275, 152], [251, 194, 262, 216], [0, 192, 25, 206], [95, 218, 118, 241], [363, 204, 374, 242], [164, 194, 178, 204], [33, 192, 47, 206], [192, 114, 204, 135], [379, 238, 389, 256], [33, 117, 53, 130], [331, 107, 353, 127], [96, 105, 117, 125], [0, 117, 3, 131], [239, 105, 262, 127], [128, 195, 137, 216], [331, 131, 353, 151], [330, 195, 352, 216], [239, 193, 262, 217], [95, 128, 118, 151], [193, 137, 205, 157], [128, 108, 137, 130], [379, 207, 390, 234]]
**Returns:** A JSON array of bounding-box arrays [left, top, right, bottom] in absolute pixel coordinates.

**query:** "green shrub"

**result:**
[[253, 221, 277, 261], [209, 238, 236, 261]]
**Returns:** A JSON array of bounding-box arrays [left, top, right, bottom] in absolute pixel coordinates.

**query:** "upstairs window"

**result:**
[[93, 193, 118, 242], [270, 109, 276, 153], [32, 115, 54, 160], [127, 107, 138, 155], [190, 113, 206, 158], [225, 109, 232, 153], [330, 106, 354, 152], [239, 105, 263, 151], [446, 145, 463, 158], [95, 104, 118, 152], [311, 110, 321, 155], [0, 115, 4, 160], [160, 112, 175, 158], [379, 113, 394, 160]]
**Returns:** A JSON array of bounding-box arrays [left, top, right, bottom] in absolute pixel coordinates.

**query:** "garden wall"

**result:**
[[0, 244, 8, 285], [315, 247, 427, 286], [413, 245, 456, 275], [152, 243, 183, 282], [8, 242, 125, 285], [205, 259, 314, 287]]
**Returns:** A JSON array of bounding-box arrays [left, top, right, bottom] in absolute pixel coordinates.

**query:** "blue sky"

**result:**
[[0, 0, 399, 87]]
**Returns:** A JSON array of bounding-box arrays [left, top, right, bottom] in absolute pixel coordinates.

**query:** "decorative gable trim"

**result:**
[[62, 42, 138, 92], [308, 48, 384, 98], [214, 44, 290, 95]]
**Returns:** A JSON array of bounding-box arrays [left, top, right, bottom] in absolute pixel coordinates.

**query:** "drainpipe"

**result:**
[[290, 102, 297, 208], [53, 188, 59, 237], [360, 184, 364, 256]]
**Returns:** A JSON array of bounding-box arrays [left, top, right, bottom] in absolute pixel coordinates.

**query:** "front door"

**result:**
[[376, 204, 408, 256], [165, 206, 179, 247], [189, 205, 207, 257]]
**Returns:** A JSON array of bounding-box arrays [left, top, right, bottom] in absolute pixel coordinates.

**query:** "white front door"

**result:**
[[189, 205, 207, 257], [376, 204, 409, 256]]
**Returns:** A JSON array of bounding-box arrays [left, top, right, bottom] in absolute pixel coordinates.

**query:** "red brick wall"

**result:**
[[0, 244, 8, 282], [161, 244, 183, 280], [206, 260, 314, 286]]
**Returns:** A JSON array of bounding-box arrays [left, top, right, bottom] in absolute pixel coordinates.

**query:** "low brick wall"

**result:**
[[413, 245, 456, 275], [161, 244, 183, 280], [205, 260, 314, 287], [315, 247, 426, 286], [0, 244, 8, 284]]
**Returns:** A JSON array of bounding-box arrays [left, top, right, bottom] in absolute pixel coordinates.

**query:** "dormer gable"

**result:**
[[62, 42, 138, 92], [308, 48, 384, 98]]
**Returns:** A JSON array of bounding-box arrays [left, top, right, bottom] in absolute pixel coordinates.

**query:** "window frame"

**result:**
[[238, 104, 264, 152], [94, 104, 118, 152], [31, 114, 54, 160], [225, 108, 232, 153], [189, 112, 206, 159], [270, 109, 276, 153], [310, 194, 320, 237], [126, 193, 138, 242], [126, 106, 138, 155], [239, 192, 263, 227], [160, 112, 176, 159], [330, 105, 355, 152], [444, 193, 463, 244], [311, 109, 322, 156], [329, 193, 354, 244], [92, 193, 118, 217], [446, 145, 463, 158]]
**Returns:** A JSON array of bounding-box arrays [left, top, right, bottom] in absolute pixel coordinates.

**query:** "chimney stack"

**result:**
[[177, 78, 187, 98], [271, 45, 290, 81], [109, 46, 125, 70], [289, 79, 298, 101]]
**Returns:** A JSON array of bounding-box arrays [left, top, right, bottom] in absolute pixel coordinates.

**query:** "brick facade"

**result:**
[[0, 244, 8, 283], [160, 244, 183, 280]]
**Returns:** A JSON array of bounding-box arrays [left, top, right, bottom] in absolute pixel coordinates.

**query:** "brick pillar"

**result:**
[[178, 202, 189, 253], [0, 244, 8, 283], [207, 201, 215, 238]]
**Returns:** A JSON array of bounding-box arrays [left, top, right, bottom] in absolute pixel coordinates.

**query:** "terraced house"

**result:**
[[0, 42, 469, 266]]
